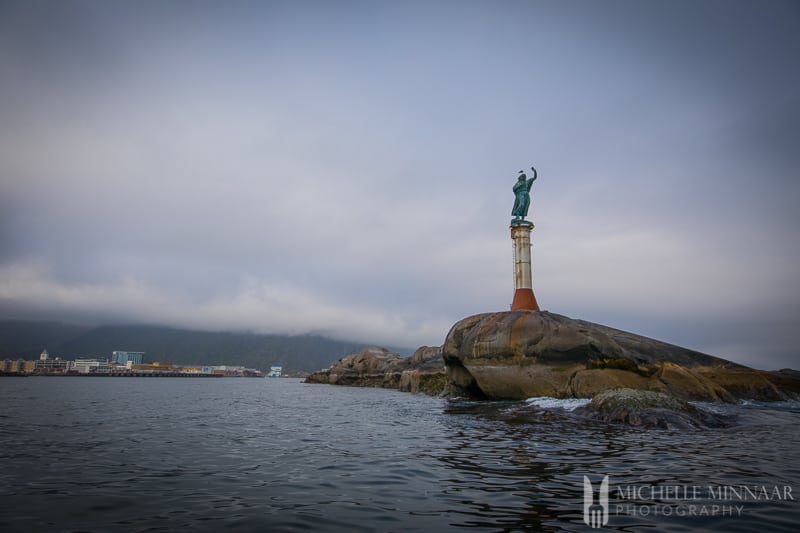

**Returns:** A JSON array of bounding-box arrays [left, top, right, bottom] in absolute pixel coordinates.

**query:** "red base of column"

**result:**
[[511, 288, 540, 311]]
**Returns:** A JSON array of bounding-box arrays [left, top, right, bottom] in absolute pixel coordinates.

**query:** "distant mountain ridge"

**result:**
[[0, 320, 409, 372]]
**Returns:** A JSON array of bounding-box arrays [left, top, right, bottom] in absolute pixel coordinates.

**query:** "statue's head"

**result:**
[[518, 171, 526, 180]]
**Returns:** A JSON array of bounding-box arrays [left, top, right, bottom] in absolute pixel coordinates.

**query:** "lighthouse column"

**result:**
[[510, 221, 540, 311]]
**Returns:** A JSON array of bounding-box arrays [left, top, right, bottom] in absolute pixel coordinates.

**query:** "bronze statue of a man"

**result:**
[[512, 166, 537, 221]]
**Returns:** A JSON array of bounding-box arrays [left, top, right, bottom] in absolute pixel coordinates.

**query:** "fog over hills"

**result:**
[[0, 320, 412, 372]]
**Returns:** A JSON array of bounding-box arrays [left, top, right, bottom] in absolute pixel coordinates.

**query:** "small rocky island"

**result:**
[[306, 310, 799, 405], [304, 311, 799, 428], [443, 310, 799, 402]]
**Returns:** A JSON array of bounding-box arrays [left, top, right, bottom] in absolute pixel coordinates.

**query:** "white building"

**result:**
[[73, 359, 111, 374]]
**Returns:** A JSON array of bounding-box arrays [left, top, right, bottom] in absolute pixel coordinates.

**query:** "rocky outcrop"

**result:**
[[304, 347, 402, 388], [443, 310, 800, 401], [573, 388, 729, 429], [397, 345, 450, 394], [305, 346, 448, 395]]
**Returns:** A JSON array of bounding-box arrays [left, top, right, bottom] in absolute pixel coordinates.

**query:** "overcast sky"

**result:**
[[1, 0, 798, 369]]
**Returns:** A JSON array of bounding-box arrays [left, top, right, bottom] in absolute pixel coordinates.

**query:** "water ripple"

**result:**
[[0, 378, 797, 531]]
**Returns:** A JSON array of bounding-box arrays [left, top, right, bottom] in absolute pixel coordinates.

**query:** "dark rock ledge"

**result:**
[[573, 388, 730, 429], [304, 346, 450, 396]]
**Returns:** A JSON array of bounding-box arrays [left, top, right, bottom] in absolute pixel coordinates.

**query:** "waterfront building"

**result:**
[[2, 359, 26, 373], [207, 365, 264, 377], [73, 359, 112, 374], [40, 349, 49, 361], [34, 358, 70, 374], [130, 362, 177, 372], [268, 366, 282, 377], [112, 351, 145, 365]]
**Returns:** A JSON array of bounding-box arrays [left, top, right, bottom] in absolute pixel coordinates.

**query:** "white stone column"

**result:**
[[511, 224, 533, 289], [510, 222, 539, 311]]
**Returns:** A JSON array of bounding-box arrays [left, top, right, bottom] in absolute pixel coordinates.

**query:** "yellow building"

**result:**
[[130, 362, 176, 371], [2, 359, 26, 373]]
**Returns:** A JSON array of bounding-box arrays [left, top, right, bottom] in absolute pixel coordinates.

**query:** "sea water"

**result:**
[[1, 377, 798, 532]]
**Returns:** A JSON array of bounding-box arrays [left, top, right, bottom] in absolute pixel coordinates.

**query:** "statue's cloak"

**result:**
[[512, 179, 531, 217]]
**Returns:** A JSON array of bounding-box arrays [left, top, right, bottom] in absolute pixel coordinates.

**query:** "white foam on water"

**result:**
[[688, 401, 729, 414], [525, 396, 591, 411], [737, 399, 800, 410]]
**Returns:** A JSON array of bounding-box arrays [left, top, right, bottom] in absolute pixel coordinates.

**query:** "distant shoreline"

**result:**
[[0, 372, 271, 378]]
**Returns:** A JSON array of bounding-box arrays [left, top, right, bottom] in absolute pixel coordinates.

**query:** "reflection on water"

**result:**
[[0, 378, 797, 532]]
